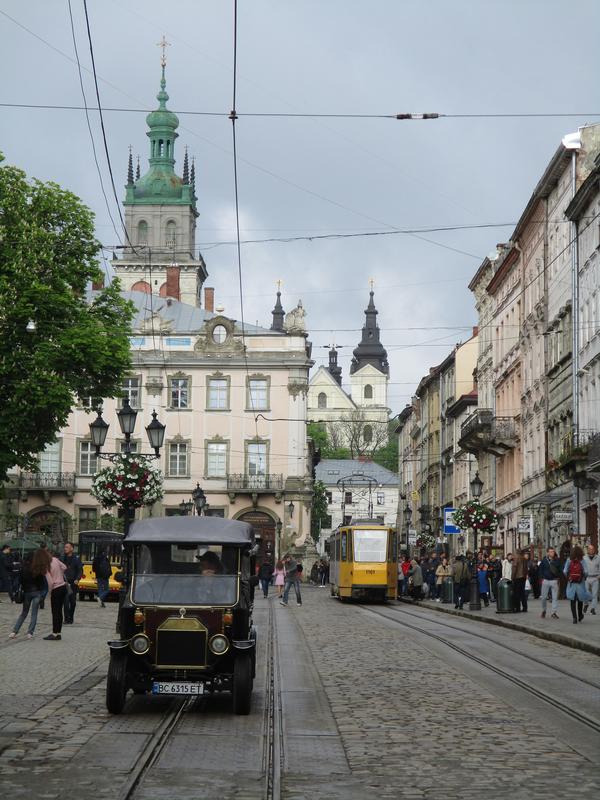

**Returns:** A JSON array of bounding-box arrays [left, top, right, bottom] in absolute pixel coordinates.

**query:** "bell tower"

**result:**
[[112, 39, 207, 306]]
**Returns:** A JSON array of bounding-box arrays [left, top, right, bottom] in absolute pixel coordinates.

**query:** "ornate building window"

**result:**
[[206, 376, 230, 410], [167, 440, 189, 477], [138, 220, 148, 246], [246, 441, 268, 478], [38, 440, 61, 472], [247, 377, 270, 411], [166, 220, 176, 248], [78, 441, 98, 476], [318, 392, 327, 409], [206, 440, 228, 478], [364, 384, 373, 399], [363, 425, 373, 444], [121, 376, 141, 409], [169, 375, 190, 409]]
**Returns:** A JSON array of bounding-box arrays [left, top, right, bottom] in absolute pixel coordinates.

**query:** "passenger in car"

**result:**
[[197, 551, 224, 575]]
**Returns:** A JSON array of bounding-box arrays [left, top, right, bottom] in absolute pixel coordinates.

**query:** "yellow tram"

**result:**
[[327, 522, 397, 602]]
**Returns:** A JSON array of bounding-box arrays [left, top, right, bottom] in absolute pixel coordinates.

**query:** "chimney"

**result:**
[[166, 266, 180, 301], [204, 287, 215, 313]]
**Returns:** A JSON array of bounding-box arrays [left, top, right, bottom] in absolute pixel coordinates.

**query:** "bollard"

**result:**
[[442, 575, 454, 604], [496, 578, 514, 614]]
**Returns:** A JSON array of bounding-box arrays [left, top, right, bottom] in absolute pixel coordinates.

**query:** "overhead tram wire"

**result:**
[[66, 0, 122, 248], [230, 0, 259, 441], [3, 101, 600, 120]]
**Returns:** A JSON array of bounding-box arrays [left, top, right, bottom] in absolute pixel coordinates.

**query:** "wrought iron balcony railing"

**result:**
[[459, 409, 517, 456], [12, 472, 77, 491], [227, 474, 284, 493]]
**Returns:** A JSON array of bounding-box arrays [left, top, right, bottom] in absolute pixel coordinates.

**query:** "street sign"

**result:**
[[553, 511, 573, 523], [443, 508, 461, 534], [408, 529, 417, 545], [518, 516, 533, 537]]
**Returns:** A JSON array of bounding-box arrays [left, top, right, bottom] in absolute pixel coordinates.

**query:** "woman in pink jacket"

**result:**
[[45, 553, 67, 641]]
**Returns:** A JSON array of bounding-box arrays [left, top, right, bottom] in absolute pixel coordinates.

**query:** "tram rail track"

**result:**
[[359, 603, 600, 736], [115, 600, 280, 800]]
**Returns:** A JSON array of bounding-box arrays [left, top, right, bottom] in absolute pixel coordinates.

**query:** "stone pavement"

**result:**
[[403, 595, 600, 655], [274, 588, 600, 799]]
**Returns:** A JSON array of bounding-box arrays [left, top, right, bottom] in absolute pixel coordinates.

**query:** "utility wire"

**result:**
[[81, 0, 133, 249], [66, 0, 121, 245]]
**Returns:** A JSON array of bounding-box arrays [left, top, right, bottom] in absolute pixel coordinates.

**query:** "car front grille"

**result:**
[[155, 617, 207, 667]]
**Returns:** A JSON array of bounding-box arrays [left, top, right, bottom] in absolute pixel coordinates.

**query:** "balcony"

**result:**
[[556, 430, 600, 480], [459, 409, 517, 456], [9, 472, 77, 502], [227, 473, 284, 505]]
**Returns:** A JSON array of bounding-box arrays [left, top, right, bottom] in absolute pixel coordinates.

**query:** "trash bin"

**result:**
[[496, 578, 514, 614], [442, 576, 454, 604]]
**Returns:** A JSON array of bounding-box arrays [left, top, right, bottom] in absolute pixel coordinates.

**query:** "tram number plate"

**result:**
[[152, 682, 204, 695]]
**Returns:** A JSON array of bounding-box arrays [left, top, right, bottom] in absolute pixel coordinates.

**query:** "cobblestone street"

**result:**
[[1, 589, 599, 799]]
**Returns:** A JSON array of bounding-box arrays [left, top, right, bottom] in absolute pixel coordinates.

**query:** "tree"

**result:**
[[328, 409, 388, 459], [311, 480, 329, 543], [372, 423, 399, 474], [0, 157, 135, 480], [307, 422, 350, 460]]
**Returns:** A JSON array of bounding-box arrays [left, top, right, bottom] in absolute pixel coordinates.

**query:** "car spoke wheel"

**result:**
[[232, 654, 252, 715], [106, 653, 128, 714]]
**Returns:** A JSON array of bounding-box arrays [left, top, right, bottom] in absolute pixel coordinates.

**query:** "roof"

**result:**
[[125, 516, 254, 545], [88, 290, 277, 336], [316, 459, 398, 486]]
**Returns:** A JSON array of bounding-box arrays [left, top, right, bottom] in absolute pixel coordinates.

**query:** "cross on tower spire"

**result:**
[[157, 35, 170, 68]]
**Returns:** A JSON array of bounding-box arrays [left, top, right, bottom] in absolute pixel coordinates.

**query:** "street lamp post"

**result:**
[[468, 471, 484, 611], [179, 499, 194, 516], [403, 502, 412, 552]]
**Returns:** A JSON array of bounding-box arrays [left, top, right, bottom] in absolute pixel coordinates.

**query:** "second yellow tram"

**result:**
[[328, 523, 397, 602]]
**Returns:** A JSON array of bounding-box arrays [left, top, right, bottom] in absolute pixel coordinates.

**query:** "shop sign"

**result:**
[[553, 511, 573, 523], [518, 516, 533, 535]]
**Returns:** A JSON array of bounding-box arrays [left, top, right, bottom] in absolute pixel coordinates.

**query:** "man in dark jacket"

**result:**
[[452, 555, 470, 610], [258, 559, 274, 598], [539, 546, 561, 618], [92, 547, 112, 607], [61, 542, 83, 623]]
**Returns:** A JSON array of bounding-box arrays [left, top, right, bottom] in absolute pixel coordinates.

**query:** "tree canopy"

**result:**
[[0, 157, 134, 480]]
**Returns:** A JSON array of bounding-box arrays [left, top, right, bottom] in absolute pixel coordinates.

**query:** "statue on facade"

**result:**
[[284, 300, 306, 335]]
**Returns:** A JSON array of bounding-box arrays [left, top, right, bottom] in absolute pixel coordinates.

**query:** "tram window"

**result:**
[[353, 529, 387, 562], [341, 533, 347, 561]]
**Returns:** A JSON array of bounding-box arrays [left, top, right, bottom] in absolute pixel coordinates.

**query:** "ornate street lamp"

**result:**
[[468, 471, 484, 610], [403, 502, 412, 551], [288, 500, 295, 518], [179, 499, 194, 516], [192, 483, 207, 516]]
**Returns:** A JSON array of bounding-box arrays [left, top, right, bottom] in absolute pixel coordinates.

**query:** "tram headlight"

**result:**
[[130, 634, 150, 655], [209, 634, 229, 655]]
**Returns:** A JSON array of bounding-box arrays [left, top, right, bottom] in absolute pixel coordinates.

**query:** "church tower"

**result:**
[[112, 45, 207, 305], [349, 289, 390, 413]]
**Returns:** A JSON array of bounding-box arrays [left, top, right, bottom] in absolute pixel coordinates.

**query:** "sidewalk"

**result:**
[[400, 596, 600, 656]]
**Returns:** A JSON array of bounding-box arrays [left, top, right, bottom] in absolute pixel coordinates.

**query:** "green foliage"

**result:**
[[307, 422, 350, 460], [372, 423, 399, 473], [100, 513, 125, 534], [311, 480, 329, 542], [0, 157, 135, 480]]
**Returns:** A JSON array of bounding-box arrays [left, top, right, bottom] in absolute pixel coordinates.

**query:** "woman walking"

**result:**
[[564, 545, 591, 624], [435, 557, 451, 602], [8, 549, 47, 639], [45, 550, 67, 641], [273, 559, 285, 597]]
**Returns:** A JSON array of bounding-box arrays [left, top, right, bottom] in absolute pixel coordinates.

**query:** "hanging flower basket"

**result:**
[[416, 530, 436, 550], [91, 454, 163, 509], [453, 502, 499, 532]]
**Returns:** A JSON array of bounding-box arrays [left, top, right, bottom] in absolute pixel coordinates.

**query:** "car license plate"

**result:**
[[152, 682, 204, 695]]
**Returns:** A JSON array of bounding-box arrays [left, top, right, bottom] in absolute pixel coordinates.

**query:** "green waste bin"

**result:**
[[442, 576, 454, 604], [496, 578, 514, 614]]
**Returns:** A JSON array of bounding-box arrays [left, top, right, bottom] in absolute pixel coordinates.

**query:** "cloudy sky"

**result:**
[[2, 1, 600, 413]]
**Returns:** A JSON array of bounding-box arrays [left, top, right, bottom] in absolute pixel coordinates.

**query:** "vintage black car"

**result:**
[[106, 516, 257, 715]]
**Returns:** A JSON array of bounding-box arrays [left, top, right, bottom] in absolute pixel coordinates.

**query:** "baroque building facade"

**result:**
[[3, 65, 314, 562]]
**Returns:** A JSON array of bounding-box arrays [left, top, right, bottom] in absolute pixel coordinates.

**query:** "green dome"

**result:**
[[146, 84, 179, 130]]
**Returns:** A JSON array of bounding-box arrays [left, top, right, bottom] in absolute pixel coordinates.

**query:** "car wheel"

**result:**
[[106, 653, 128, 714], [232, 654, 252, 715]]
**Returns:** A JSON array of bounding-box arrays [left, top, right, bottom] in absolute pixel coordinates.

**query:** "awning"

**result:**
[[521, 487, 572, 507]]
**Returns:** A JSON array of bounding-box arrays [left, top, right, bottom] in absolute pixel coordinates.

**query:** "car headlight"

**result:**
[[209, 634, 229, 655], [130, 634, 150, 655]]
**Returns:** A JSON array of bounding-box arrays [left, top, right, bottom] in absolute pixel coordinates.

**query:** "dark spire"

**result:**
[[190, 157, 195, 188], [349, 289, 389, 375], [271, 289, 285, 332], [183, 146, 189, 183], [127, 146, 134, 185], [328, 346, 342, 386], [135, 156, 141, 181]]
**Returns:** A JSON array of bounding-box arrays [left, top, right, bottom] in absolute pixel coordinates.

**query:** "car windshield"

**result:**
[[131, 544, 239, 606], [353, 529, 388, 563]]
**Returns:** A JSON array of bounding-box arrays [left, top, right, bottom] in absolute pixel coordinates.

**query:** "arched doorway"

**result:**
[[26, 507, 72, 548], [236, 510, 276, 565]]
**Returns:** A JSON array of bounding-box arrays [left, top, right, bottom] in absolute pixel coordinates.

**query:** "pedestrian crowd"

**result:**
[[399, 543, 599, 625], [2, 540, 111, 641], [254, 553, 329, 607]]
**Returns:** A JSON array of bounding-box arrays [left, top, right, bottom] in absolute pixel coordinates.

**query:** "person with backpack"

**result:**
[[539, 546, 561, 619], [92, 547, 112, 608], [563, 545, 591, 624]]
